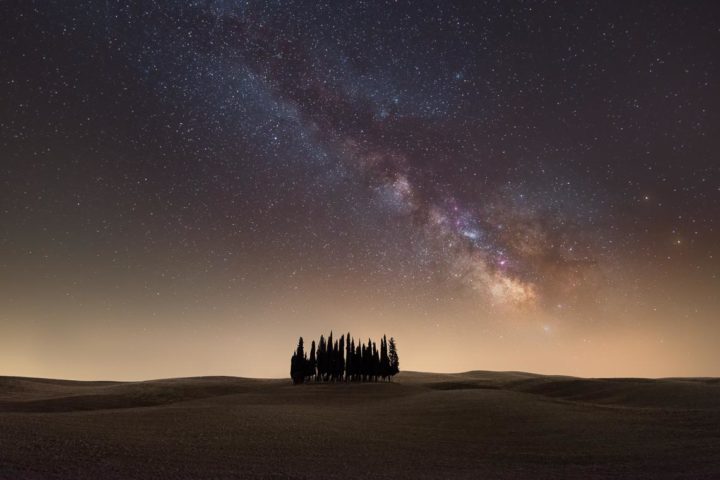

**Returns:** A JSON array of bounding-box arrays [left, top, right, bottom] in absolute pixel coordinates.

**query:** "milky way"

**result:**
[[139, 1, 607, 308]]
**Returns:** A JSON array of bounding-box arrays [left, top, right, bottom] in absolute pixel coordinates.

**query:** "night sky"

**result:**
[[1, 1, 718, 380]]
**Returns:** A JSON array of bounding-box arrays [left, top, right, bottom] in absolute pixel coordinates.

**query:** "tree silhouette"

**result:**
[[388, 337, 399, 379], [290, 333, 399, 384], [380, 335, 390, 381], [345, 333, 352, 381], [327, 331, 334, 381], [354, 343, 361, 381], [317, 335, 326, 381], [371, 342, 379, 381], [338, 335, 345, 382], [290, 337, 306, 384], [307, 340, 317, 381], [333, 339, 339, 381], [361, 341, 368, 381]]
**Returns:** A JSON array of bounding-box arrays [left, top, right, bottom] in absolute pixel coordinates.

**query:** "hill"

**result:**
[[1, 371, 719, 479]]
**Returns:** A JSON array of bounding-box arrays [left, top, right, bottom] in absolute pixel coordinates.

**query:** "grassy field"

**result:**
[[1, 371, 719, 479]]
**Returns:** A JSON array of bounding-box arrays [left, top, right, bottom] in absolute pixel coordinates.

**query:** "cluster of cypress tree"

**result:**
[[290, 332, 399, 384]]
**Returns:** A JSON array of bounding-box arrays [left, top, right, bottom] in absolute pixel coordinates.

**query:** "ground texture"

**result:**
[[1, 371, 719, 479]]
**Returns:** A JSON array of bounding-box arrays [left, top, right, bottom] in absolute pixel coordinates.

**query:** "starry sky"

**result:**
[[1, 1, 719, 380]]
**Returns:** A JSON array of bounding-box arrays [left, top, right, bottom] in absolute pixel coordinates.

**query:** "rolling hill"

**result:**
[[1, 371, 718, 479]]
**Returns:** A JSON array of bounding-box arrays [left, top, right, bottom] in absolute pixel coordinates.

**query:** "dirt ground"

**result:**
[[1, 371, 719, 479]]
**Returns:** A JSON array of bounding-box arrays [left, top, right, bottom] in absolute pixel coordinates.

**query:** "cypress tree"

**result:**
[[388, 337, 400, 378], [333, 339, 339, 381], [363, 341, 371, 381], [297, 337, 305, 358], [354, 343, 361, 381], [367, 337, 372, 380], [338, 335, 345, 381], [317, 335, 326, 381], [345, 334, 353, 381], [360, 343, 365, 381], [290, 352, 298, 383], [372, 342, 379, 381], [327, 332, 334, 381], [308, 340, 317, 381], [290, 337, 306, 384], [304, 352, 309, 381], [380, 335, 390, 381]]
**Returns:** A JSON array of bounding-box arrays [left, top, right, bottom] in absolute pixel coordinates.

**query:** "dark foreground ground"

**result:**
[[1, 371, 719, 479]]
